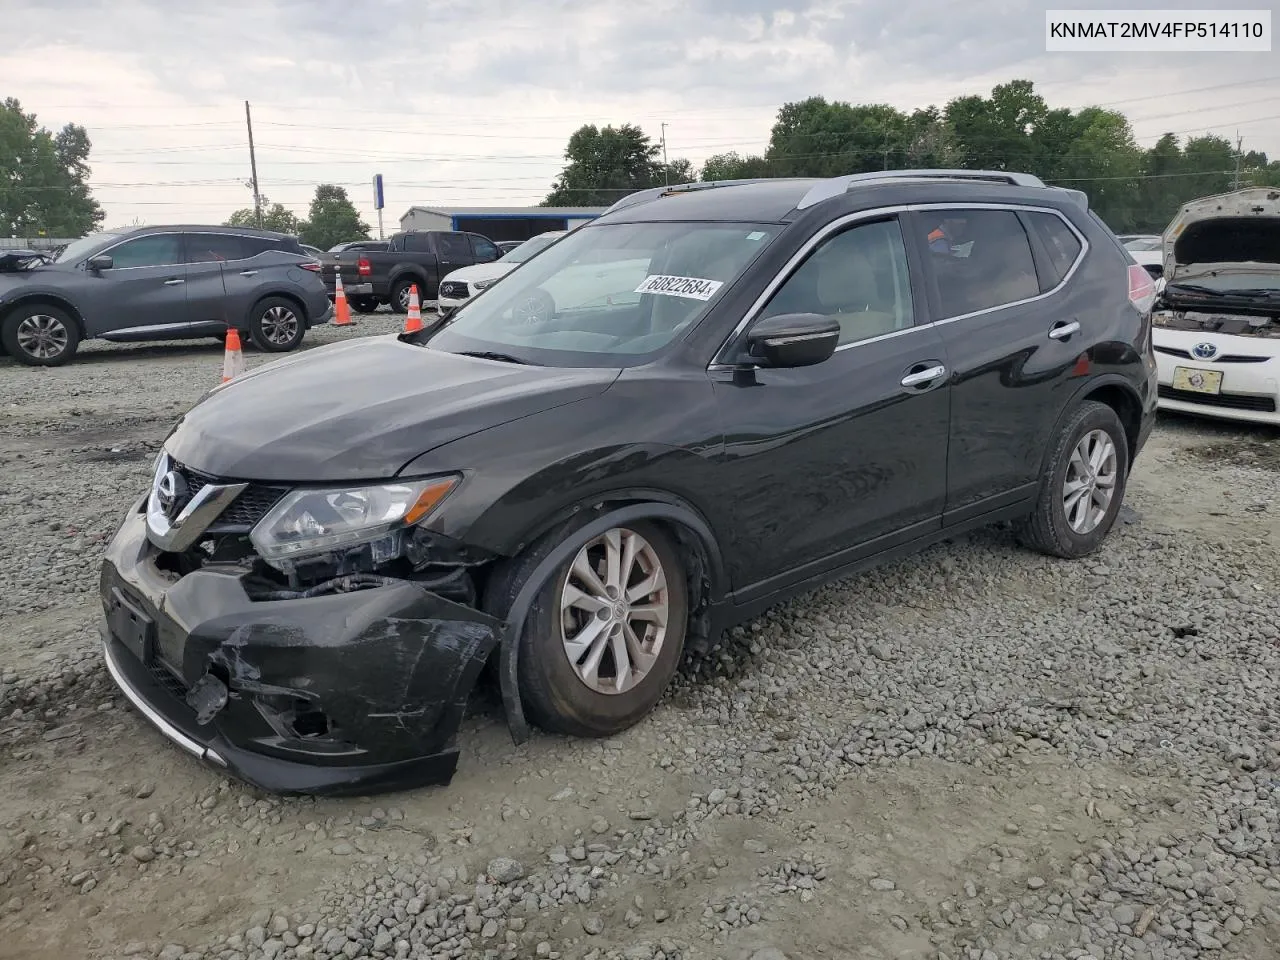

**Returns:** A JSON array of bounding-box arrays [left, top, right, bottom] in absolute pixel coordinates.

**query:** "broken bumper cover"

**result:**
[[98, 508, 503, 796]]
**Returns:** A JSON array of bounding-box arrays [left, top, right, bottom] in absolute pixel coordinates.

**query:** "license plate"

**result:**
[[107, 587, 155, 664], [1172, 366, 1223, 395]]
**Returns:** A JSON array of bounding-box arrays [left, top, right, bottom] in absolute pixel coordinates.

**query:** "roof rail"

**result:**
[[600, 177, 806, 216], [796, 169, 1047, 210]]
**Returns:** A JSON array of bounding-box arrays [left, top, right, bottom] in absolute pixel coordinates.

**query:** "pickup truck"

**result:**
[[320, 230, 501, 313]]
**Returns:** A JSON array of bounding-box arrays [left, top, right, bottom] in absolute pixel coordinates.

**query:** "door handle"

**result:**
[[1049, 320, 1080, 340], [239, 270, 259, 277], [901, 363, 947, 387], [163, 278, 184, 285]]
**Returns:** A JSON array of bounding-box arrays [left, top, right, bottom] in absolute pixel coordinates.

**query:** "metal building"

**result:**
[[397, 206, 605, 243]]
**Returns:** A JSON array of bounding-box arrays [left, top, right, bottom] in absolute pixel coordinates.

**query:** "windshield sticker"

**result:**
[[634, 274, 724, 301], [746, 231, 767, 241]]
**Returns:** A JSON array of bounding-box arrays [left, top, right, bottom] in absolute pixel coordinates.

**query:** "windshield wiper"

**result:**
[[454, 350, 534, 365]]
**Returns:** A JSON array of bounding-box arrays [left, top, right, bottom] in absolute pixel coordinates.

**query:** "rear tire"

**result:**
[[485, 517, 688, 738], [1015, 400, 1129, 559], [1, 304, 81, 366], [247, 297, 306, 352], [391, 279, 418, 315]]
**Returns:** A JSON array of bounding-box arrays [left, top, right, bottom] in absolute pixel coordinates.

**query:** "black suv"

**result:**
[[0, 225, 332, 365], [98, 170, 1159, 794]]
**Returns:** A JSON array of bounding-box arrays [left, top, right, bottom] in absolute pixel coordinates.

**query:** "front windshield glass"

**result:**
[[54, 233, 119, 264], [499, 233, 560, 264], [428, 221, 783, 365]]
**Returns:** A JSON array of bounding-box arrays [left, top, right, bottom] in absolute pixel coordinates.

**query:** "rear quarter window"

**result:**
[[1024, 211, 1084, 289]]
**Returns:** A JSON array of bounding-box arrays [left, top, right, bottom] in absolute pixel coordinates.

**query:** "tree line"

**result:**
[[543, 80, 1280, 233]]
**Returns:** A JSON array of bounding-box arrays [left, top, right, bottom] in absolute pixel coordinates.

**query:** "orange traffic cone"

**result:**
[[222, 328, 246, 383], [404, 284, 423, 333], [334, 269, 352, 326]]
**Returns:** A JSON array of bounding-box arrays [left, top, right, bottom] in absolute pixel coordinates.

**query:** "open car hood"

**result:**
[[1164, 187, 1280, 285]]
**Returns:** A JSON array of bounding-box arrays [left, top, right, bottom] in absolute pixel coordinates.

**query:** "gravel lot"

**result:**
[[1, 313, 1278, 960]]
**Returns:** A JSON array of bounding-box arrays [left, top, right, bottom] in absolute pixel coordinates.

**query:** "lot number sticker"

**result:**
[[635, 274, 724, 301]]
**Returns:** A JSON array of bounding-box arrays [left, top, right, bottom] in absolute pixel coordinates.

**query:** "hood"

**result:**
[[1164, 187, 1280, 285], [441, 262, 516, 286], [164, 336, 620, 482]]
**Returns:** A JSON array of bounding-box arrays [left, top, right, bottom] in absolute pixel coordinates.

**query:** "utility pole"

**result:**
[[1232, 132, 1243, 191], [245, 100, 262, 227], [661, 123, 670, 186]]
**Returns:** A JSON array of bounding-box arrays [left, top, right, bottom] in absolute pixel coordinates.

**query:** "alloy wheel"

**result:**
[[558, 527, 670, 695], [16, 314, 69, 360], [260, 306, 299, 346], [1062, 428, 1117, 535], [398, 286, 412, 310]]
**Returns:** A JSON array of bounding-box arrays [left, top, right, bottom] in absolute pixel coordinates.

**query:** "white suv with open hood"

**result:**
[[1151, 187, 1280, 425]]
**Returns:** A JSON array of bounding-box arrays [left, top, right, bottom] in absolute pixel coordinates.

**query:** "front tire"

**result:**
[[487, 518, 688, 738], [247, 297, 306, 352], [1, 305, 81, 366], [1015, 400, 1129, 559]]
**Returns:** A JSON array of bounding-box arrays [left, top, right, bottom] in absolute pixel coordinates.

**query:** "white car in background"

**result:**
[[436, 231, 566, 314], [1151, 187, 1280, 425], [1122, 234, 1164, 283]]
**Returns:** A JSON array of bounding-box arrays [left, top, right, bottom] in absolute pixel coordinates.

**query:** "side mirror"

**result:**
[[744, 312, 840, 368], [87, 255, 113, 272]]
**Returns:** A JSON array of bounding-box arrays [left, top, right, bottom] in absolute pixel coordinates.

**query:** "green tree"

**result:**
[[764, 97, 911, 178], [544, 124, 686, 205], [701, 151, 773, 181], [0, 98, 104, 237], [225, 203, 302, 234], [299, 185, 368, 250]]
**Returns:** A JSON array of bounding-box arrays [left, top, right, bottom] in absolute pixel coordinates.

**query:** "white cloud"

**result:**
[[2, 0, 1276, 232]]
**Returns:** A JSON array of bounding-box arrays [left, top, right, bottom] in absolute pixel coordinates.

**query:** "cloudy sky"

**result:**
[[5, 0, 1278, 232]]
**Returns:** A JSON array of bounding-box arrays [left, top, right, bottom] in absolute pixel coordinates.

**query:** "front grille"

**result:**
[[439, 281, 469, 298], [1158, 384, 1277, 412], [173, 461, 288, 533], [1154, 345, 1270, 363]]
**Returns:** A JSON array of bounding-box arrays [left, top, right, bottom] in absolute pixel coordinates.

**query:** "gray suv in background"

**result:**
[[0, 225, 332, 366]]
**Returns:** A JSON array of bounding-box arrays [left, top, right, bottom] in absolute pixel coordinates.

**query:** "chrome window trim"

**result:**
[[89, 230, 291, 270], [708, 201, 1088, 370]]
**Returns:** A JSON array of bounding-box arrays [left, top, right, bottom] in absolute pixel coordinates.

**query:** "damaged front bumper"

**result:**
[[99, 505, 503, 796]]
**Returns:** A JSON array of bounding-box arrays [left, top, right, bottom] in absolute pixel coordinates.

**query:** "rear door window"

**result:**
[[920, 209, 1040, 317], [437, 233, 471, 259], [185, 233, 248, 263], [1023, 211, 1084, 289], [403, 233, 431, 253]]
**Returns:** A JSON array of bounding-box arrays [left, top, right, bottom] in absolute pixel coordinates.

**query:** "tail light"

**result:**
[[299, 260, 321, 273], [1128, 263, 1156, 314], [357, 257, 372, 277]]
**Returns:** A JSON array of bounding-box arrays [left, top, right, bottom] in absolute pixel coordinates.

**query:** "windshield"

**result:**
[[427, 221, 782, 365], [54, 233, 119, 264], [499, 234, 560, 264]]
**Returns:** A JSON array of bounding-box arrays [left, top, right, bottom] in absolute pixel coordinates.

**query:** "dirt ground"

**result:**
[[0, 319, 1277, 960]]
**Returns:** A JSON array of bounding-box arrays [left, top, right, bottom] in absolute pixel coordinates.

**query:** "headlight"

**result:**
[[472, 279, 496, 291], [249, 476, 459, 564]]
